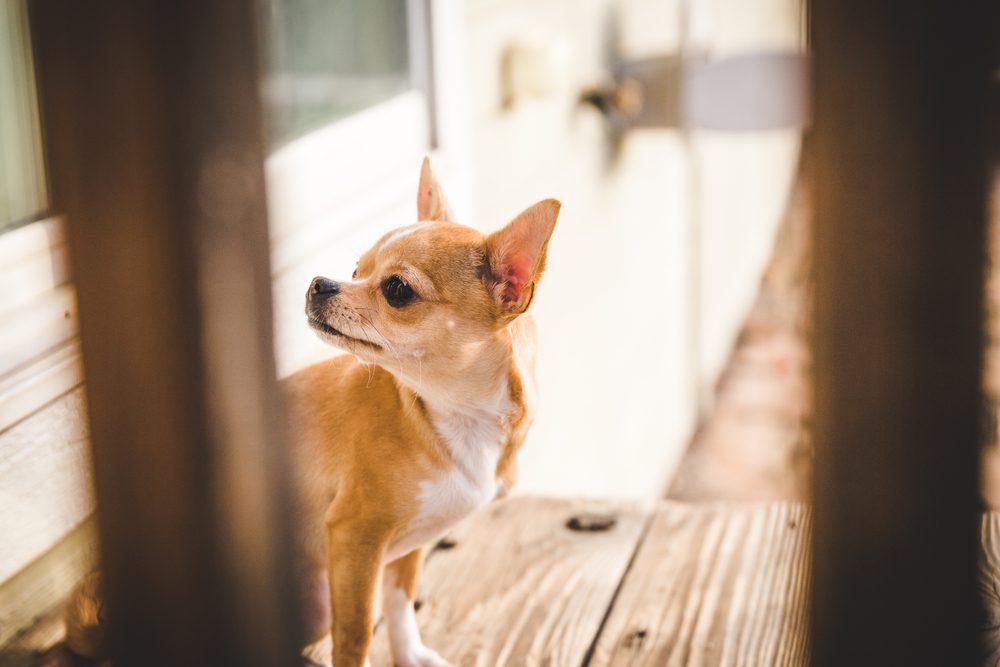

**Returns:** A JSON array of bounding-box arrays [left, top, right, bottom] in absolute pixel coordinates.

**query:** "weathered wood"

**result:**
[[31, 2, 304, 665], [0, 517, 96, 649], [0, 217, 70, 316], [810, 2, 994, 665], [590, 502, 809, 667], [0, 340, 82, 435], [0, 285, 77, 379], [980, 513, 1000, 664], [364, 496, 648, 667], [0, 388, 92, 585], [0, 602, 66, 667], [17, 503, 1000, 666]]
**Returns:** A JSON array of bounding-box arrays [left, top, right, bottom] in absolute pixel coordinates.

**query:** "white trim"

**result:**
[[0, 216, 64, 266], [407, 0, 437, 146], [0, 216, 69, 314], [426, 0, 477, 219], [266, 90, 430, 243], [0, 284, 78, 378], [0, 340, 82, 433], [0, 387, 93, 583]]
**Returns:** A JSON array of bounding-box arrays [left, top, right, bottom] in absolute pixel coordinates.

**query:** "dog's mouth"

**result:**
[[307, 316, 382, 351]]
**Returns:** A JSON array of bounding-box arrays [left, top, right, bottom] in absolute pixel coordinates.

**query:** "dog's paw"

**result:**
[[394, 644, 451, 667]]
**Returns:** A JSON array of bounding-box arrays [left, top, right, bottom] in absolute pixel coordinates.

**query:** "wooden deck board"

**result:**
[[284, 500, 816, 667], [21, 499, 1000, 667], [367, 496, 649, 667], [589, 502, 810, 667], [979, 513, 1000, 665]]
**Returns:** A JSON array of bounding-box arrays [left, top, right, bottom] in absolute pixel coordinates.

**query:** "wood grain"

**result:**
[[0, 285, 78, 379], [0, 517, 96, 649], [33, 1, 305, 663], [17, 502, 1000, 666], [0, 388, 93, 584], [0, 217, 70, 317], [366, 496, 648, 667], [0, 601, 67, 667], [810, 2, 991, 664], [589, 502, 810, 667], [0, 340, 82, 434], [979, 512, 1000, 664]]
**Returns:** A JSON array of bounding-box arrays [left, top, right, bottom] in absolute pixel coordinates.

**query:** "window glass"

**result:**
[[263, 0, 412, 147], [0, 0, 48, 232]]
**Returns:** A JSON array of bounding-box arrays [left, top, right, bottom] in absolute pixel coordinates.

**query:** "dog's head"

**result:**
[[305, 158, 559, 374]]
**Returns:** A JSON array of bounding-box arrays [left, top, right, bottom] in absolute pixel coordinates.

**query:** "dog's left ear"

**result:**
[[485, 198, 560, 318], [417, 156, 455, 222]]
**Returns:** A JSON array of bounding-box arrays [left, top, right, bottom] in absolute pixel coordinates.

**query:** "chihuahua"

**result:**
[[65, 159, 559, 667], [287, 158, 558, 666]]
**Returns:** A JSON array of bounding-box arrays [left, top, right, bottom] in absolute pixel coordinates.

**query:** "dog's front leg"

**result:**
[[382, 548, 450, 667], [327, 519, 387, 667]]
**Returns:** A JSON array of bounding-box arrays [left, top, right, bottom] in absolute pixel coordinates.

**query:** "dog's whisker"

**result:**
[[410, 353, 424, 410], [354, 310, 395, 353], [347, 319, 374, 387], [348, 313, 408, 388]]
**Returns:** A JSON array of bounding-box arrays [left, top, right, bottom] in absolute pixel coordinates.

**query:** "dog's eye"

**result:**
[[382, 276, 416, 308]]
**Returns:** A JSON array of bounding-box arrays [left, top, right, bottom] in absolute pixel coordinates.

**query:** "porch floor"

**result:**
[[312, 496, 811, 667], [11, 496, 1000, 666]]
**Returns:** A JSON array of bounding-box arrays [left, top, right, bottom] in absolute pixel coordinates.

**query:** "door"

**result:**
[[455, 0, 804, 498]]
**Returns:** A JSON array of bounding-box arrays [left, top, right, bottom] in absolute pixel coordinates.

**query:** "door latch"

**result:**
[[582, 51, 809, 132]]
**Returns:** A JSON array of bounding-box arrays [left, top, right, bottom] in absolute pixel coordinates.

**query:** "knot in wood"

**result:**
[[566, 513, 617, 532]]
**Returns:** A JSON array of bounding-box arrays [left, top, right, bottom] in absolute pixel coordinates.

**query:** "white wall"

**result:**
[[459, 0, 802, 498]]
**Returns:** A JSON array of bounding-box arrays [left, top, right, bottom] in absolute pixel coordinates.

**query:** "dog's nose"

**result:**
[[310, 277, 340, 297]]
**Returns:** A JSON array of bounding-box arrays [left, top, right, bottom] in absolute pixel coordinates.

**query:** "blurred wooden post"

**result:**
[[811, 2, 995, 665], [31, 2, 303, 666]]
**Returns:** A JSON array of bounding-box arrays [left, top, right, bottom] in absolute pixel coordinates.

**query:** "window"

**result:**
[[261, 0, 433, 251], [259, 0, 439, 376], [263, 0, 413, 147], [0, 0, 48, 233]]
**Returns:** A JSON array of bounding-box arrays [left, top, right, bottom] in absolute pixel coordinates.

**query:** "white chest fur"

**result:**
[[384, 391, 507, 563], [421, 409, 502, 515]]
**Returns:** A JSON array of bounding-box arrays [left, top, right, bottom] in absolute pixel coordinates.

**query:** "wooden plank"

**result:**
[[0, 217, 64, 269], [0, 517, 97, 648], [0, 602, 67, 667], [0, 285, 78, 378], [362, 496, 648, 667], [32, 2, 305, 665], [979, 513, 1000, 663], [0, 339, 82, 433], [0, 388, 92, 584], [589, 502, 809, 667], [809, 2, 993, 665], [0, 217, 70, 317]]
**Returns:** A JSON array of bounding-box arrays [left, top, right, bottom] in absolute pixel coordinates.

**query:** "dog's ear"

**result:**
[[417, 157, 455, 222], [484, 199, 560, 318]]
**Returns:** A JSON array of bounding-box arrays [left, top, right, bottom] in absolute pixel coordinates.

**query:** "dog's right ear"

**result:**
[[417, 156, 455, 222], [484, 198, 560, 319]]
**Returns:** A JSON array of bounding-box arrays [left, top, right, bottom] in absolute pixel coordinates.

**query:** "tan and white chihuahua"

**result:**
[[66, 159, 559, 667], [288, 158, 558, 666]]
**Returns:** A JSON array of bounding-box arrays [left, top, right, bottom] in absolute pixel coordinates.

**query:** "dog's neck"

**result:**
[[388, 329, 516, 422]]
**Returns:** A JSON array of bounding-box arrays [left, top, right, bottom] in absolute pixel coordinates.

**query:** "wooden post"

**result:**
[[810, 2, 995, 665], [31, 2, 303, 666]]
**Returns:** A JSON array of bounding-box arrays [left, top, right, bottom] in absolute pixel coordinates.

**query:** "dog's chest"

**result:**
[[422, 410, 502, 515], [386, 409, 503, 562]]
